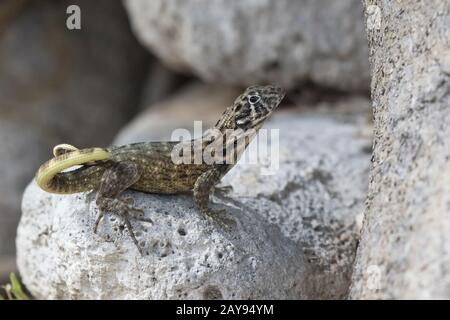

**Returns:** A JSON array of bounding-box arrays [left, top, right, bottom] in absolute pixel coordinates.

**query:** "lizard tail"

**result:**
[[35, 147, 112, 193]]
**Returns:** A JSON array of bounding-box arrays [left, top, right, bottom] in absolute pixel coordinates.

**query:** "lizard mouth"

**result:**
[[267, 86, 285, 110], [270, 86, 285, 95], [266, 85, 285, 96], [265, 85, 285, 107]]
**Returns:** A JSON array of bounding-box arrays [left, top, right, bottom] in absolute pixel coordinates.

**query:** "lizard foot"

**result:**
[[120, 196, 153, 224], [202, 208, 232, 230], [214, 185, 233, 194], [93, 209, 105, 234], [95, 198, 146, 256], [119, 211, 144, 256]]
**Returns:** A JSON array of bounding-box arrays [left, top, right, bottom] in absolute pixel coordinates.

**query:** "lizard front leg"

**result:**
[[193, 166, 230, 227], [94, 161, 145, 255]]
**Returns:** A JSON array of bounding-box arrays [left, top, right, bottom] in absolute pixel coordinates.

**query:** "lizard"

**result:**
[[35, 85, 285, 255]]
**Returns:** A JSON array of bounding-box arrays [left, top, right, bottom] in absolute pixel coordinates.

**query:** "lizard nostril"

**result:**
[[272, 86, 283, 94]]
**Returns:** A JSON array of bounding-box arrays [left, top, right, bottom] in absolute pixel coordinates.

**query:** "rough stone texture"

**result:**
[[17, 87, 372, 299], [350, 1, 450, 299], [18, 182, 310, 300], [0, 0, 149, 257], [123, 0, 370, 91]]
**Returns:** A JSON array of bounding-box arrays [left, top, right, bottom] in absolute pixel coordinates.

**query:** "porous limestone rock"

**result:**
[[123, 0, 370, 91], [18, 182, 310, 299], [350, 0, 450, 299]]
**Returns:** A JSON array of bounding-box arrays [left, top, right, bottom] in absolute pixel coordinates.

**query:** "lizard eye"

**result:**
[[248, 95, 260, 104]]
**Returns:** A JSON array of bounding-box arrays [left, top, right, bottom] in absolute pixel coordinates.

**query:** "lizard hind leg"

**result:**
[[94, 161, 145, 255]]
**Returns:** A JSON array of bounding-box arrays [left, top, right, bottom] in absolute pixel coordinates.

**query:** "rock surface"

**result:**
[[123, 0, 370, 91], [17, 88, 372, 299], [18, 182, 310, 300], [350, 1, 450, 299], [0, 0, 149, 257]]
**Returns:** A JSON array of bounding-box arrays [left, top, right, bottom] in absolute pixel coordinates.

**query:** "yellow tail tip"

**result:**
[[35, 147, 111, 193]]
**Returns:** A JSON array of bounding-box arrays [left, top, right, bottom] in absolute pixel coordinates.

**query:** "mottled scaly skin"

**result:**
[[35, 85, 285, 254], [110, 142, 210, 194]]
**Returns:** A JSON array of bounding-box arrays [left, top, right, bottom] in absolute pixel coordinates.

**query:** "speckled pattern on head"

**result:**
[[215, 85, 285, 132]]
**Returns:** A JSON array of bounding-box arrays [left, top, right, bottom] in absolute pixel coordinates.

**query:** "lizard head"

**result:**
[[215, 85, 285, 132]]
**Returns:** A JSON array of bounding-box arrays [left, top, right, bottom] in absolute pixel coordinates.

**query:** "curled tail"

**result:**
[[35, 146, 111, 194]]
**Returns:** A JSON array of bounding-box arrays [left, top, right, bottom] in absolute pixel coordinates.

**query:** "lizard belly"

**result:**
[[110, 142, 212, 194], [130, 162, 209, 194]]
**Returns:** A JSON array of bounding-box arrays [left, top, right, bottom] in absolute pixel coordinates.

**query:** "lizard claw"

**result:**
[[93, 209, 105, 234], [128, 205, 144, 215], [203, 208, 232, 230], [127, 205, 152, 223], [214, 185, 233, 194], [121, 197, 144, 214], [121, 196, 135, 206], [119, 196, 152, 222], [134, 216, 154, 224]]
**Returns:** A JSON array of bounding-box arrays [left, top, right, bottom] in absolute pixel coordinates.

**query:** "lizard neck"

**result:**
[[191, 122, 262, 166]]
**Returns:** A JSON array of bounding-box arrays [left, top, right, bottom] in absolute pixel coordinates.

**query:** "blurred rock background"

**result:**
[[1, 0, 372, 296], [123, 0, 370, 91]]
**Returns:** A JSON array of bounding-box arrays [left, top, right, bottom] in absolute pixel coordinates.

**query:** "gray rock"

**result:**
[[18, 182, 310, 299], [0, 0, 149, 257], [350, 1, 450, 299], [123, 0, 370, 91], [17, 88, 371, 298]]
